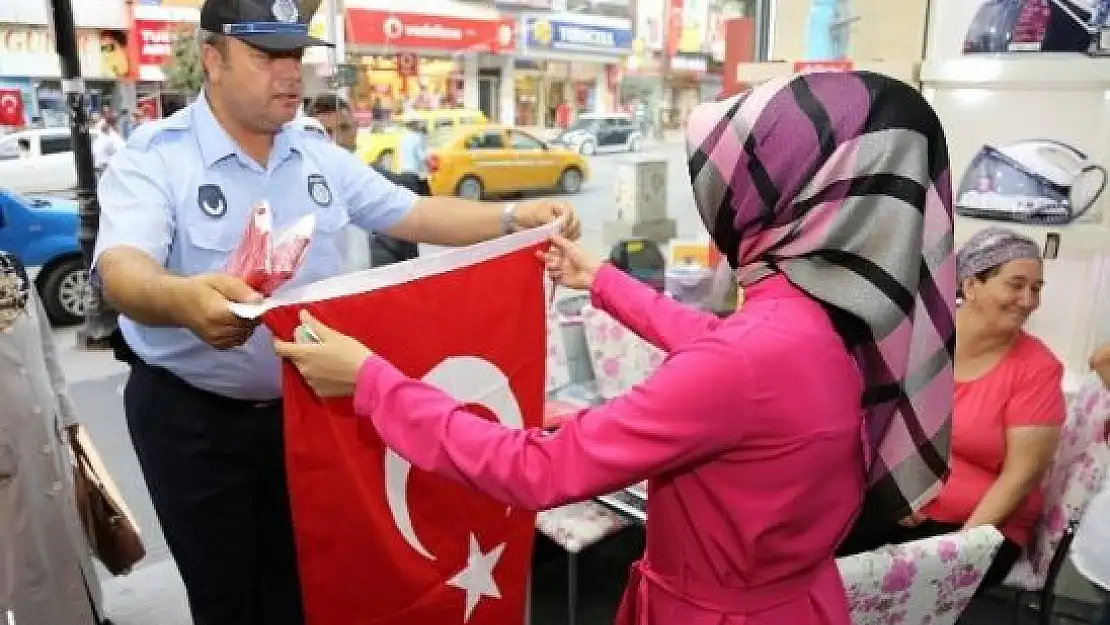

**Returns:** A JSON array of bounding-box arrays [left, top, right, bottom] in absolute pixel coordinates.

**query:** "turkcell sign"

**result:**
[[526, 16, 633, 53]]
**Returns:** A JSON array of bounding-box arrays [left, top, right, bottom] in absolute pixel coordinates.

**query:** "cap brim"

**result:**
[[237, 33, 334, 52]]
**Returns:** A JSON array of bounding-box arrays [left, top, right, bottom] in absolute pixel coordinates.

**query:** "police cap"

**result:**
[[200, 0, 333, 52]]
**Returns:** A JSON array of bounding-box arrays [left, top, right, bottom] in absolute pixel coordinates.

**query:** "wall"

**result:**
[[768, 0, 928, 62], [0, 0, 129, 29]]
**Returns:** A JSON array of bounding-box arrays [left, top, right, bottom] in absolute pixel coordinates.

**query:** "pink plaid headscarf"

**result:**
[[686, 71, 956, 519]]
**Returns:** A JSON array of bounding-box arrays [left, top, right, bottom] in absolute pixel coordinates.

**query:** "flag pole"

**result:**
[[47, 0, 116, 350]]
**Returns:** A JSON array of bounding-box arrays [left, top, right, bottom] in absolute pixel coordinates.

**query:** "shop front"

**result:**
[[128, 0, 203, 118], [344, 8, 516, 123], [0, 25, 131, 127], [517, 13, 633, 128]]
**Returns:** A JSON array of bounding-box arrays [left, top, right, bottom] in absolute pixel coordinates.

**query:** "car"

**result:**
[[551, 114, 643, 156], [0, 188, 88, 325], [0, 127, 95, 195], [426, 125, 588, 200], [356, 109, 488, 170]]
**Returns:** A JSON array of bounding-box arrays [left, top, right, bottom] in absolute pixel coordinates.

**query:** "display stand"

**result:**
[[920, 52, 1110, 395]]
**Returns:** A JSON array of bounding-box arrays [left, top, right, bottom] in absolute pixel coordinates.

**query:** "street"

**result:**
[[55, 139, 699, 624]]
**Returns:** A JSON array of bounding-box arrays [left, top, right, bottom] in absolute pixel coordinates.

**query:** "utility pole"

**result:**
[[46, 0, 115, 349]]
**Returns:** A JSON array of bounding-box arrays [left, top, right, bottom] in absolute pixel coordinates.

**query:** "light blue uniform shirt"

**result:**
[[93, 92, 417, 400]]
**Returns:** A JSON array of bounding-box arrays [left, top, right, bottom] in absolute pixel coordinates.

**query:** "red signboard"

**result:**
[[792, 60, 854, 72], [133, 19, 188, 70], [0, 89, 25, 128], [347, 10, 516, 53]]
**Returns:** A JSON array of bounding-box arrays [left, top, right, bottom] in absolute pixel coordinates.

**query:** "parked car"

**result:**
[[0, 188, 88, 325], [356, 109, 488, 170], [0, 127, 91, 195], [551, 114, 643, 155], [426, 125, 588, 200]]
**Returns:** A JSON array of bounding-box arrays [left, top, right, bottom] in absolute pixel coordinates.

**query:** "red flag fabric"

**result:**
[[0, 89, 25, 128], [244, 226, 553, 625]]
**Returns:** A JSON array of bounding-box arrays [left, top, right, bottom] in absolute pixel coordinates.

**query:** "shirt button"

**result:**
[[42, 444, 52, 455], [18, 367, 28, 376], [52, 480, 63, 492], [31, 406, 43, 416]]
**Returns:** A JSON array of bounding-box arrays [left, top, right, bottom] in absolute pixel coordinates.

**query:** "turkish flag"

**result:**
[[252, 227, 551, 625], [0, 89, 25, 128]]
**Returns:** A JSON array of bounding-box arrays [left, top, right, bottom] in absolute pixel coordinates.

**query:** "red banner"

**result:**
[[247, 229, 548, 625], [347, 10, 517, 53], [0, 89, 25, 128]]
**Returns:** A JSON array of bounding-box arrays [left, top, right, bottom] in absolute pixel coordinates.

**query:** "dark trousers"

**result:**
[[123, 360, 304, 625], [836, 514, 1022, 592]]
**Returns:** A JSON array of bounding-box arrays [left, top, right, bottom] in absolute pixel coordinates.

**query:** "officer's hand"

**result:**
[[179, 274, 263, 350], [513, 200, 581, 240]]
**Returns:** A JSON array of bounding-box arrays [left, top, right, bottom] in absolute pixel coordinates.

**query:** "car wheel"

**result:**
[[628, 136, 642, 152], [40, 257, 88, 326], [579, 140, 596, 156], [558, 167, 584, 194], [375, 150, 394, 170], [456, 176, 484, 200]]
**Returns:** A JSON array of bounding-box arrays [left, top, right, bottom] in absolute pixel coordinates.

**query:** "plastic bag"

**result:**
[[224, 200, 316, 296]]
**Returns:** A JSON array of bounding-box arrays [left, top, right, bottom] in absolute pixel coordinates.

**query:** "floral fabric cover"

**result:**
[[1004, 372, 1110, 590], [545, 281, 572, 393], [580, 304, 664, 399], [838, 525, 1005, 625]]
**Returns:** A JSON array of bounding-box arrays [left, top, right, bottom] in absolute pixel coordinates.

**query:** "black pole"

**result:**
[[47, 0, 115, 349]]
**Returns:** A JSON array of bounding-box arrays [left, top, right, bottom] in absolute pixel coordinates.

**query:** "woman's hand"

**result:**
[[273, 310, 373, 398], [539, 234, 603, 291], [898, 511, 927, 528]]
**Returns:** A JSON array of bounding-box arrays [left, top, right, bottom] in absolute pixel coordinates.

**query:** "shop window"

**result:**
[[509, 131, 543, 151], [40, 135, 73, 155]]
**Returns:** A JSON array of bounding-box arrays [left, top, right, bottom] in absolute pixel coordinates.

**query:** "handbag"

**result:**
[[70, 425, 146, 575]]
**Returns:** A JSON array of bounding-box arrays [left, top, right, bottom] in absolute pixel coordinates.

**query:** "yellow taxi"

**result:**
[[426, 125, 589, 199], [356, 108, 488, 170]]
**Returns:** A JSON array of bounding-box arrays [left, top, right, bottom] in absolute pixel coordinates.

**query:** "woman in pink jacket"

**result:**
[[274, 71, 957, 625]]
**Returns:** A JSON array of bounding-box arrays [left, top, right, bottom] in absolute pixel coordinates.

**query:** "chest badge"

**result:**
[[307, 174, 333, 207], [197, 184, 227, 218]]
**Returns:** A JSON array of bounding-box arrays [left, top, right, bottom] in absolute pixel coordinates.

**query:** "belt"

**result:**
[[133, 359, 281, 410], [630, 556, 837, 617]]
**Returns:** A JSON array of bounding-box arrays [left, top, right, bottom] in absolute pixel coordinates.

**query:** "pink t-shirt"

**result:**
[[923, 332, 1065, 546]]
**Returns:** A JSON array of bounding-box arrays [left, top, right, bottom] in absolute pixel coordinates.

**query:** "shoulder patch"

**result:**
[[126, 104, 193, 151]]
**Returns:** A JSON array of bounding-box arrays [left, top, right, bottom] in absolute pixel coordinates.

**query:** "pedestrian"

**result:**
[[303, 93, 422, 267], [91, 1, 579, 624], [0, 251, 107, 625]]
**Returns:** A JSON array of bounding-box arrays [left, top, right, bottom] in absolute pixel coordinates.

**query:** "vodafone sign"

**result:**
[[348, 10, 516, 53]]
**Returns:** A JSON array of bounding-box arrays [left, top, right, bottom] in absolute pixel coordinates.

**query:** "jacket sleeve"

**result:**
[[32, 290, 79, 429], [589, 264, 723, 353], [354, 335, 758, 511]]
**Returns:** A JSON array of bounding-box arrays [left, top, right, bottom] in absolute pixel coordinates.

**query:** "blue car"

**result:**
[[0, 188, 88, 325]]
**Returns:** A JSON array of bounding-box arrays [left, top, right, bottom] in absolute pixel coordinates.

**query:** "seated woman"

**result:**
[[274, 71, 957, 625], [838, 227, 1064, 591]]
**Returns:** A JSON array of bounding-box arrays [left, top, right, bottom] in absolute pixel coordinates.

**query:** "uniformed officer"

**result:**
[[91, 0, 580, 623]]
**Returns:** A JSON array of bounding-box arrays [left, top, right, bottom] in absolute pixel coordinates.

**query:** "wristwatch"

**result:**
[[500, 202, 517, 235]]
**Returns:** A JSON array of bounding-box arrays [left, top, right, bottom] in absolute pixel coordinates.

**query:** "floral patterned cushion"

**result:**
[[1004, 372, 1110, 590], [580, 305, 664, 399], [535, 501, 630, 553], [546, 281, 571, 392], [838, 525, 1005, 625]]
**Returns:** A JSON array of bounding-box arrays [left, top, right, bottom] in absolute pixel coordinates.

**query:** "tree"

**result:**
[[163, 27, 203, 95]]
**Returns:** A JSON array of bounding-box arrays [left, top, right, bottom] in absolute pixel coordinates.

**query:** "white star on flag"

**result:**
[[448, 533, 507, 622]]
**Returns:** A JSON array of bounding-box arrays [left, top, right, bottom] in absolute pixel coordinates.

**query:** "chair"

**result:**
[[999, 372, 1110, 625], [579, 304, 663, 400], [837, 526, 1006, 625]]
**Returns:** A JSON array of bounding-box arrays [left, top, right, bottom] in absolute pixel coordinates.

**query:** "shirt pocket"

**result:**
[[0, 427, 17, 486], [184, 212, 249, 273]]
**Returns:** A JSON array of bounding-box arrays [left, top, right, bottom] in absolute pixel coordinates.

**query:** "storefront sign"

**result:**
[[523, 15, 633, 54], [346, 10, 517, 53], [0, 27, 128, 79], [0, 88, 26, 127]]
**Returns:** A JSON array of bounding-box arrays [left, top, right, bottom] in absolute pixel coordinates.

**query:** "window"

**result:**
[[465, 131, 505, 150], [509, 131, 543, 151], [40, 135, 73, 155]]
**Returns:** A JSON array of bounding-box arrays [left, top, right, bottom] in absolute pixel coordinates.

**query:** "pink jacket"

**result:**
[[355, 265, 865, 625]]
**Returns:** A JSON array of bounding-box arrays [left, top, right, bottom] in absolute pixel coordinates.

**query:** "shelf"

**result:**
[[920, 54, 1110, 88], [954, 216, 1110, 260]]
